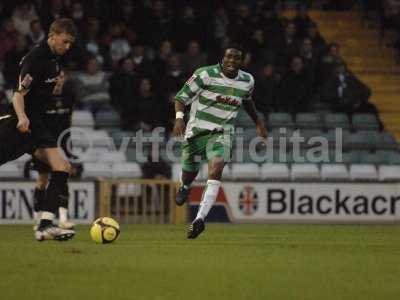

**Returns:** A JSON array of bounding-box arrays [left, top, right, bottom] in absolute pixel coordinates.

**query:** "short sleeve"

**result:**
[[244, 74, 255, 102], [16, 54, 41, 94], [175, 70, 208, 105]]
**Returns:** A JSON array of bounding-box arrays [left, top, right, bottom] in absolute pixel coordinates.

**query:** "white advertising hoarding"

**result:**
[[189, 182, 400, 223], [0, 181, 96, 224]]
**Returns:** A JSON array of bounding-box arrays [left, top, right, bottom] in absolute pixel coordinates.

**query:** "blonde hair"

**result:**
[[49, 18, 77, 37]]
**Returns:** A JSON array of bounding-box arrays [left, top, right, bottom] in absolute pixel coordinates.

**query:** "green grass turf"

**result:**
[[0, 224, 399, 300]]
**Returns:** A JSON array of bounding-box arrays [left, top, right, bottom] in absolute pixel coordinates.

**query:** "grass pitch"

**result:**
[[1, 224, 399, 300]]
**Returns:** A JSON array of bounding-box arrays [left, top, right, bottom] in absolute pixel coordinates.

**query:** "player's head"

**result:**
[[221, 44, 244, 78], [48, 18, 77, 56]]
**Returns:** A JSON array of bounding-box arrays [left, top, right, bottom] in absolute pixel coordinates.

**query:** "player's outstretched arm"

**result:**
[[173, 100, 186, 137], [243, 100, 267, 139], [12, 91, 30, 133]]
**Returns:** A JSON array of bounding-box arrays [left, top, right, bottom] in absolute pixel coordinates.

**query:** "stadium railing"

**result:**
[[98, 179, 186, 224]]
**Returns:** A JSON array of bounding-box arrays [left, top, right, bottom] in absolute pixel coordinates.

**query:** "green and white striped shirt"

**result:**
[[175, 64, 254, 139]]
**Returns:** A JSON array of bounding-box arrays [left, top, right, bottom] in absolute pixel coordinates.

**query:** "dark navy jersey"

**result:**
[[14, 41, 62, 121]]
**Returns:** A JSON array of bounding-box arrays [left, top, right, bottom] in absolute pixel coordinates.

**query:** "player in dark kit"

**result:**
[[0, 18, 77, 241], [28, 70, 82, 230]]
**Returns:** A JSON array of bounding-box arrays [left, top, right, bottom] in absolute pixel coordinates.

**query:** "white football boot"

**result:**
[[35, 224, 75, 241]]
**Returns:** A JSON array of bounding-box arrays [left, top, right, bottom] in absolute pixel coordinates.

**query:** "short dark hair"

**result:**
[[222, 43, 245, 57], [49, 18, 77, 37]]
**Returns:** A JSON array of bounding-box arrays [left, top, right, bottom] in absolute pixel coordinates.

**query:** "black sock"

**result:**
[[41, 171, 69, 215], [58, 185, 69, 209], [33, 188, 45, 212], [38, 219, 52, 228]]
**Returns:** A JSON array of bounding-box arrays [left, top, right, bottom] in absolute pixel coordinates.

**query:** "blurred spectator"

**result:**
[[294, 4, 313, 38], [141, 151, 171, 179], [27, 20, 45, 46], [213, 7, 229, 45], [228, 3, 255, 46], [81, 17, 104, 64], [132, 44, 153, 77], [274, 21, 300, 69], [153, 40, 173, 76], [315, 63, 379, 117], [75, 57, 111, 113], [299, 37, 319, 86], [40, 0, 65, 29], [278, 56, 313, 114], [256, 6, 283, 39], [12, 1, 38, 35], [255, 63, 280, 116], [69, 1, 85, 29], [108, 23, 131, 69], [163, 54, 186, 97], [319, 42, 345, 83], [249, 29, 266, 62], [3, 34, 29, 89], [0, 18, 18, 65], [306, 22, 327, 54], [109, 57, 138, 129], [172, 5, 203, 51], [0, 69, 4, 91], [144, 0, 172, 47], [126, 78, 161, 131], [181, 41, 207, 74]]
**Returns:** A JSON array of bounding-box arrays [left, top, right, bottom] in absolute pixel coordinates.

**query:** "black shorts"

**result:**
[[0, 115, 57, 166]]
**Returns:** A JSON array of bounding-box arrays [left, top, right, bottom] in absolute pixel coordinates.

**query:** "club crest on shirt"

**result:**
[[19, 74, 33, 89]]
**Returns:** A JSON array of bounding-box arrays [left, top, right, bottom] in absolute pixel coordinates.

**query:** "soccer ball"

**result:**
[[90, 217, 120, 244]]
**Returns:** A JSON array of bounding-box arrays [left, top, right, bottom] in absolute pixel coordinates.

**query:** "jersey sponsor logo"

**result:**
[[216, 95, 241, 107], [19, 74, 33, 89]]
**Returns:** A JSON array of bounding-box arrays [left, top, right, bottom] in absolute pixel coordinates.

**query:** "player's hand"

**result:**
[[53, 71, 66, 95], [256, 119, 267, 139], [173, 118, 186, 137], [16, 114, 30, 133]]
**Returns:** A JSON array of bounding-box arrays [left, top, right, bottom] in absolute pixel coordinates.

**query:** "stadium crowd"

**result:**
[[0, 0, 380, 132]]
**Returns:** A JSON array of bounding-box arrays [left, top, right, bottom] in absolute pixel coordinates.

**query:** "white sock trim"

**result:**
[[41, 211, 55, 221], [196, 180, 221, 220], [59, 207, 68, 223]]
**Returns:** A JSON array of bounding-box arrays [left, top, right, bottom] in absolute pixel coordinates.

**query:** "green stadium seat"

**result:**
[[379, 132, 398, 150], [111, 130, 135, 147], [234, 108, 253, 128], [95, 110, 121, 129], [352, 113, 380, 131], [344, 131, 381, 150], [324, 113, 350, 130], [330, 150, 362, 164], [359, 150, 400, 165], [295, 113, 323, 129], [267, 112, 294, 128]]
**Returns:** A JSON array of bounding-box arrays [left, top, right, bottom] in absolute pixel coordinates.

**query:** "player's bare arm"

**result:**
[[173, 100, 186, 137], [13, 90, 30, 133], [243, 99, 267, 139]]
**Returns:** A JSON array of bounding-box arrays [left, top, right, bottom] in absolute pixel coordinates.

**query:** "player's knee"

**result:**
[[37, 174, 49, 189], [208, 163, 224, 180], [52, 159, 71, 174]]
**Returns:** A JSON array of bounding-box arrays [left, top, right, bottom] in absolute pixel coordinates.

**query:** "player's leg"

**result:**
[[33, 147, 74, 241], [50, 124, 75, 229], [176, 170, 198, 205], [175, 139, 203, 205], [32, 171, 49, 230], [188, 133, 230, 239], [0, 116, 32, 166], [187, 156, 224, 239]]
